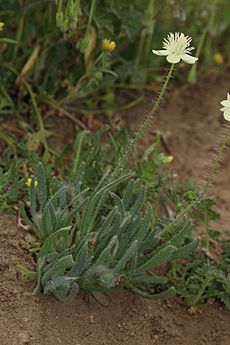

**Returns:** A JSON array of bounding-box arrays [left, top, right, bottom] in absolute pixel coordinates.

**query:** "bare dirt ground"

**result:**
[[1, 75, 230, 345], [157, 74, 230, 230], [1, 215, 230, 345]]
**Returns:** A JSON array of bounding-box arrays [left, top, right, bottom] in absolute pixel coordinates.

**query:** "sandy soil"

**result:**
[[1, 75, 230, 345], [127, 73, 230, 231], [1, 215, 230, 345]]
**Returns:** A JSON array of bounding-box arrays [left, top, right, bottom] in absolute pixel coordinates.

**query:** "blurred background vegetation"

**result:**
[[0, 0, 230, 210], [0, 0, 229, 117]]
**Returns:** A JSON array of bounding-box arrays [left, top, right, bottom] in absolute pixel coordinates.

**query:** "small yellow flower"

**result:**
[[0, 22, 4, 31], [213, 52, 224, 64], [163, 155, 174, 164], [26, 178, 38, 188], [103, 38, 116, 52]]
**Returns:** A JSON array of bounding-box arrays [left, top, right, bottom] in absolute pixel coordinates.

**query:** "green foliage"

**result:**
[[1, 0, 229, 172], [0, 0, 229, 121], [0, 122, 176, 217], [20, 162, 197, 301], [167, 250, 230, 310], [0, 141, 42, 213], [166, 200, 230, 311], [0, 160, 20, 212]]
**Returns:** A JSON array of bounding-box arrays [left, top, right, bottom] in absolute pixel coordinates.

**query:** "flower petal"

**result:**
[[220, 100, 230, 107], [181, 54, 198, 64], [166, 54, 181, 64], [152, 49, 168, 56], [223, 108, 230, 121]]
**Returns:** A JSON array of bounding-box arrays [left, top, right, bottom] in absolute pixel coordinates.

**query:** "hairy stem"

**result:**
[[161, 123, 230, 239], [119, 63, 174, 169], [202, 125, 230, 197]]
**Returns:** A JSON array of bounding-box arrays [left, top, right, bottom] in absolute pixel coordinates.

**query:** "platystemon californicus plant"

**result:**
[[20, 32, 201, 301]]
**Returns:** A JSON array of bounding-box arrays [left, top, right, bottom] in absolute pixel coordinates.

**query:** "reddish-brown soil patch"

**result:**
[[1, 75, 230, 345]]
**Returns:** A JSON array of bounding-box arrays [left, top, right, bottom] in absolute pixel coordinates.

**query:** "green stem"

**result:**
[[188, 28, 207, 84], [58, 0, 63, 13], [202, 125, 230, 196], [12, 16, 24, 62], [161, 124, 230, 239], [60, 95, 144, 113], [93, 52, 104, 66], [76, 0, 82, 15], [202, 124, 230, 253], [204, 212, 210, 258], [85, 0, 96, 37], [187, 275, 213, 306], [119, 63, 174, 167], [23, 81, 49, 160]]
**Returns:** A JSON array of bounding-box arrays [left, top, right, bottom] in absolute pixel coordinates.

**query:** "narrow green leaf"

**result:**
[[94, 236, 119, 266], [114, 240, 138, 273], [39, 227, 72, 257], [36, 162, 47, 210], [41, 254, 74, 285], [137, 245, 176, 272], [170, 239, 199, 261], [68, 241, 89, 277]]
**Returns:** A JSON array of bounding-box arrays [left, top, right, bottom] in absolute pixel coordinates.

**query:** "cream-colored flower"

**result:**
[[152, 32, 198, 64], [220, 93, 230, 121], [0, 22, 4, 31], [26, 178, 38, 188], [103, 38, 116, 52]]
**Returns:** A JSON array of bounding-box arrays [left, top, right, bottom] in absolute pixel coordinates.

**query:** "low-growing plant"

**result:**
[[20, 162, 198, 301], [167, 249, 230, 309]]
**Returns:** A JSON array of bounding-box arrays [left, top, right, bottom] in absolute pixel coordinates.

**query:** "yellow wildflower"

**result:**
[[163, 155, 174, 164], [0, 22, 4, 31], [103, 38, 116, 52], [26, 178, 38, 188], [213, 52, 224, 64]]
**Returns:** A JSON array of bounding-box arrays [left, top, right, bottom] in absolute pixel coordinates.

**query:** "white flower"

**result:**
[[220, 93, 230, 121], [152, 32, 198, 64]]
